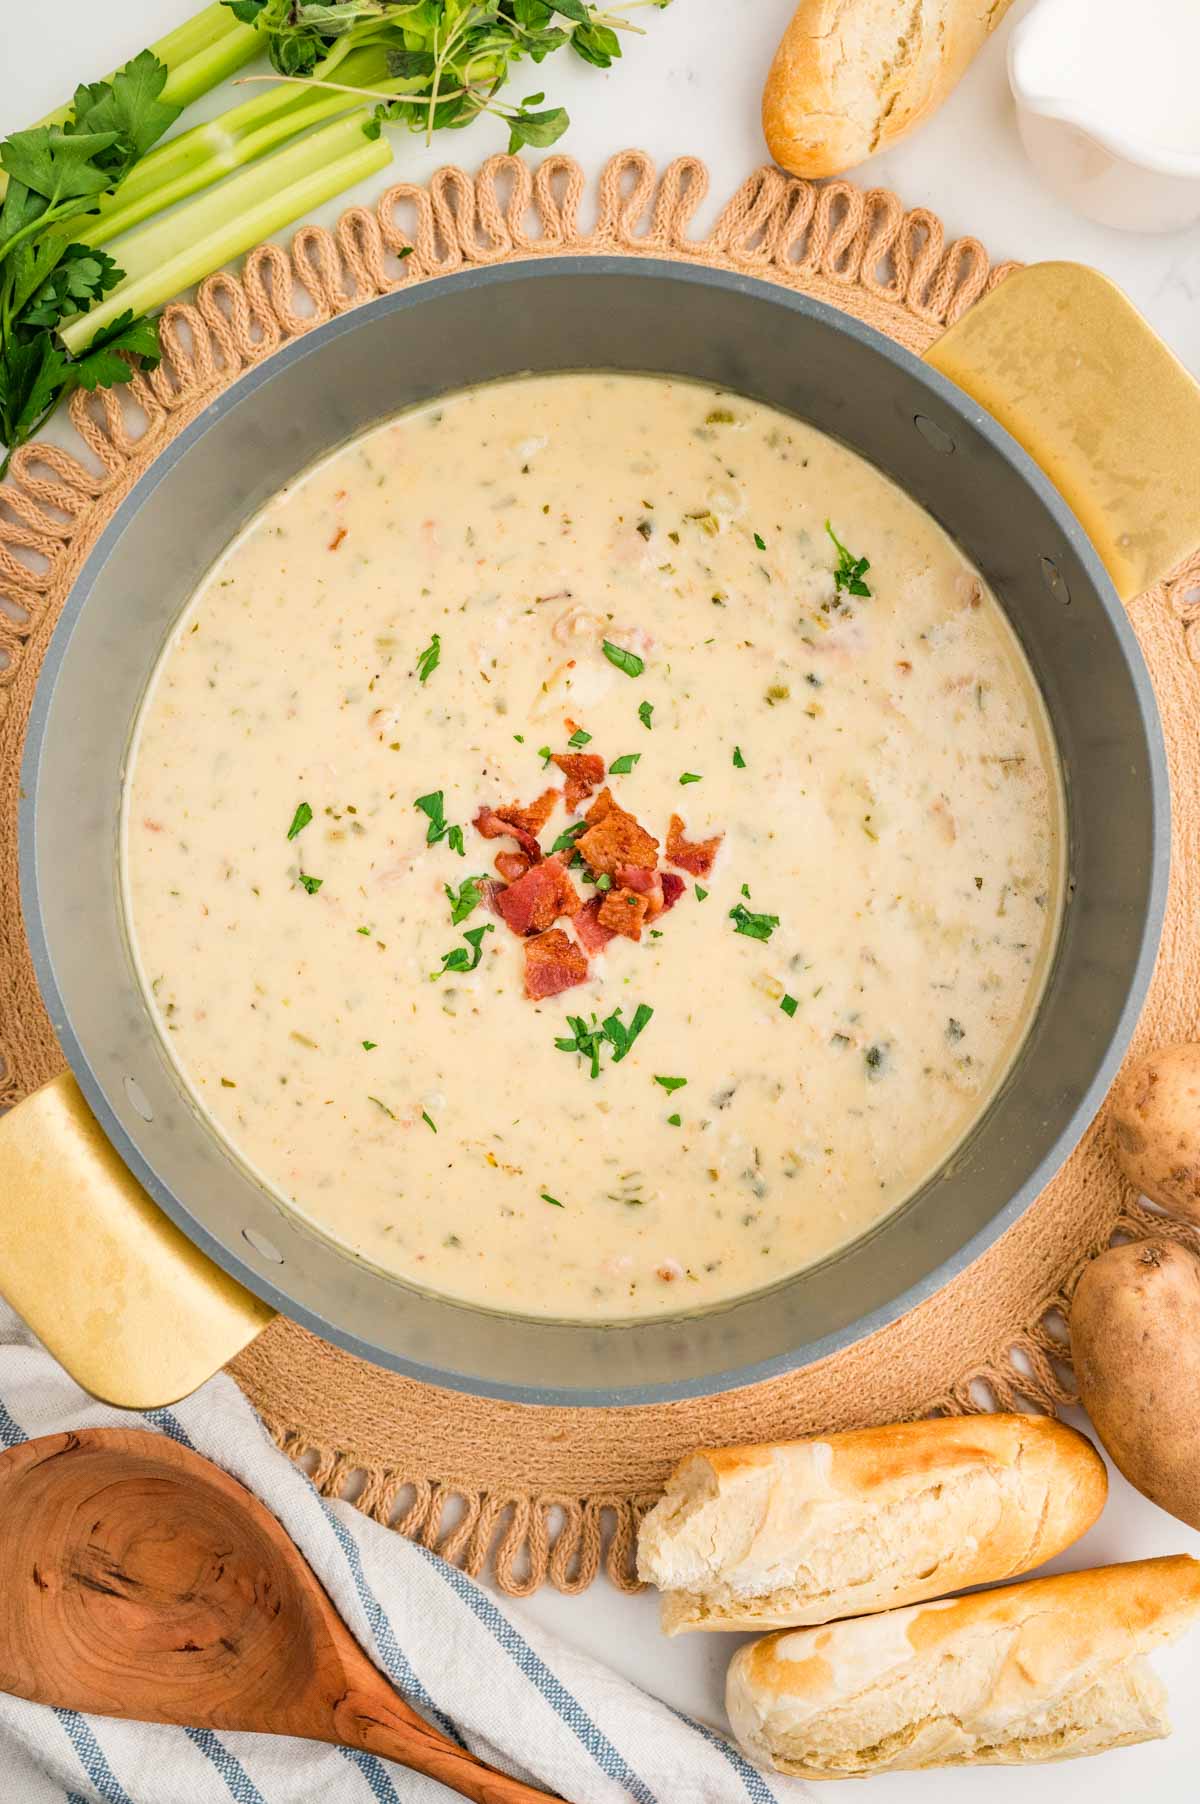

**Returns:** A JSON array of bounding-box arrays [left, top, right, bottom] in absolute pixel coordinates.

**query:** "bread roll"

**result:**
[[726, 1556, 1200, 1776], [637, 1415, 1106, 1633], [762, 0, 1015, 178]]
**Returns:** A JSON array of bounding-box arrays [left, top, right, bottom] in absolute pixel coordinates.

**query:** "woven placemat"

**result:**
[[3, 152, 1200, 1598]]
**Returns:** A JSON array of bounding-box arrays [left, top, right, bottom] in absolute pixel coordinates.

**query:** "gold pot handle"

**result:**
[[0, 1073, 274, 1408], [925, 262, 1200, 604]]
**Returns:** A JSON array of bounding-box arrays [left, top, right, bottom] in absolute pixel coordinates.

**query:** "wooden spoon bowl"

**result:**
[[0, 1428, 557, 1803]]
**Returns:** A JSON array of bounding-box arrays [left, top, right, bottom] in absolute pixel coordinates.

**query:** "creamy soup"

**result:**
[[124, 374, 1062, 1320]]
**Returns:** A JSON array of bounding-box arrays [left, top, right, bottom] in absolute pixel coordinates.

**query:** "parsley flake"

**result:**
[[730, 903, 779, 942], [654, 1075, 687, 1094], [679, 772, 702, 786], [667, 1112, 682, 1126], [549, 821, 588, 856], [638, 700, 654, 730], [538, 744, 553, 767], [356, 925, 372, 935], [415, 790, 466, 855], [695, 884, 709, 901], [609, 753, 640, 775], [362, 1039, 377, 1049], [416, 632, 441, 683], [433, 922, 493, 979], [298, 872, 323, 895], [732, 746, 746, 769], [753, 531, 766, 551], [445, 874, 489, 925], [603, 640, 644, 678], [567, 726, 592, 749], [286, 801, 312, 840], [422, 1109, 438, 1133], [368, 1095, 396, 1119], [780, 994, 798, 1017], [541, 1191, 564, 1208], [826, 521, 872, 598]]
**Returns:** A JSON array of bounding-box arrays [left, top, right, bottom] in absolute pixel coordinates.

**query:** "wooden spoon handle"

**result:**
[[332, 1681, 562, 1803]]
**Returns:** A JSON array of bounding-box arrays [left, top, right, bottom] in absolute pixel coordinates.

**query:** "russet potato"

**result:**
[[1071, 1239, 1200, 1530], [1110, 1043, 1200, 1221]]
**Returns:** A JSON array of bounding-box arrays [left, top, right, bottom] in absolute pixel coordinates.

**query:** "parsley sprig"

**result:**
[[603, 640, 644, 679], [0, 51, 177, 475], [445, 874, 489, 925], [826, 521, 872, 598], [415, 790, 465, 856], [416, 632, 440, 684], [554, 1003, 653, 1078]]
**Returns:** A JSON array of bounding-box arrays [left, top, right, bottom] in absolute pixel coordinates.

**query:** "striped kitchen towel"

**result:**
[[0, 1303, 802, 1804]]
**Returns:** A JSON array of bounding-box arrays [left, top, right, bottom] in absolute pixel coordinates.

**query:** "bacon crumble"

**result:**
[[665, 813, 723, 878], [577, 788, 659, 876], [523, 928, 588, 1000], [597, 886, 650, 941], [551, 751, 605, 813], [494, 855, 581, 938]]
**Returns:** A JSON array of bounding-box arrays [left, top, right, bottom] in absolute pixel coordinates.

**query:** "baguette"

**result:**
[[762, 0, 1015, 179], [637, 1415, 1106, 1633], [726, 1556, 1200, 1776]]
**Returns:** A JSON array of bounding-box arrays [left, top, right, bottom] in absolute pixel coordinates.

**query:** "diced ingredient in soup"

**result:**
[[124, 373, 1062, 1320]]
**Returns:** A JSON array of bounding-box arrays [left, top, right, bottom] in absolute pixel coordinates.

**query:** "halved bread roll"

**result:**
[[726, 1556, 1200, 1776], [637, 1415, 1106, 1633]]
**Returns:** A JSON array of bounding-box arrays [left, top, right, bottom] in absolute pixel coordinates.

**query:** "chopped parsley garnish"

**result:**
[[549, 821, 588, 856], [286, 801, 312, 841], [695, 884, 709, 901], [609, 753, 640, 775], [567, 726, 592, 749], [667, 1112, 682, 1127], [445, 874, 489, 925], [538, 743, 553, 767], [654, 1075, 687, 1094], [595, 872, 613, 891], [433, 922, 493, 978], [415, 790, 466, 855], [732, 746, 746, 769], [730, 903, 779, 942], [362, 1039, 377, 1050], [422, 1109, 438, 1133], [826, 521, 872, 597], [513, 733, 525, 743], [416, 632, 441, 684], [356, 925, 372, 935], [753, 531, 766, 551], [679, 771, 702, 786], [603, 640, 644, 679], [368, 1095, 396, 1119], [638, 700, 654, 730], [297, 872, 323, 895], [554, 1003, 653, 1079], [541, 1191, 564, 1208], [740, 883, 751, 898], [780, 994, 798, 1017]]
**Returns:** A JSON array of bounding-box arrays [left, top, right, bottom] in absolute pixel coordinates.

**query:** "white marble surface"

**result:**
[[5, 3, 1200, 1799]]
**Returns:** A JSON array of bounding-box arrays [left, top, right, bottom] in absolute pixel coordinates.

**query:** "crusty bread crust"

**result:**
[[726, 1557, 1200, 1776], [637, 1415, 1106, 1633], [762, 0, 1016, 179]]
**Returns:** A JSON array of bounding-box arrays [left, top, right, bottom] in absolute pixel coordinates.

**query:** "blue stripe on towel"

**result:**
[[338, 1745, 403, 1802], [183, 1727, 268, 1803], [142, 1406, 197, 1449], [415, 1543, 659, 1804], [55, 1709, 134, 1804], [318, 1501, 463, 1747], [0, 1395, 28, 1447], [672, 1707, 779, 1803]]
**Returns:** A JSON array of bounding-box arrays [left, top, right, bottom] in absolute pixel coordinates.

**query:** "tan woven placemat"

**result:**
[[3, 151, 1200, 1597]]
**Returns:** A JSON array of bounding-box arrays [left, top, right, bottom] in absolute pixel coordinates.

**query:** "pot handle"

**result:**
[[0, 1072, 274, 1408], [925, 262, 1200, 603]]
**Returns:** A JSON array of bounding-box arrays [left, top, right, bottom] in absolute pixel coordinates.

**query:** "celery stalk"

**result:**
[[24, 6, 259, 132], [60, 111, 392, 353], [75, 46, 398, 249], [0, 6, 261, 202]]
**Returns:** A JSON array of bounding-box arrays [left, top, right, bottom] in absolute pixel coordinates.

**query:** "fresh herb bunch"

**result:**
[[223, 0, 659, 153], [0, 51, 179, 474]]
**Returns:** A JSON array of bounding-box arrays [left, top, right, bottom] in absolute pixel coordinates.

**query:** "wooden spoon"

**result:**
[[0, 1428, 558, 1803]]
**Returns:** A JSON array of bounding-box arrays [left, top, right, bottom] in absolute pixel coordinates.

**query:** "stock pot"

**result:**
[[3, 255, 1199, 1409]]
